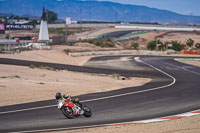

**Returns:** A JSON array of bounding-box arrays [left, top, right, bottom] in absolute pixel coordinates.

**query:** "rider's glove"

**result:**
[[74, 98, 79, 103]]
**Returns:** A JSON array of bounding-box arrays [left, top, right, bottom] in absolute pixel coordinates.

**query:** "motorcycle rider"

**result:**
[[56, 92, 84, 115], [55, 92, 80, 105]]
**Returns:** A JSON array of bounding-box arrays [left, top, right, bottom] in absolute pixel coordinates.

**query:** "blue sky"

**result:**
[[0, 0, 199, 16], [96, 0, 200, 16]]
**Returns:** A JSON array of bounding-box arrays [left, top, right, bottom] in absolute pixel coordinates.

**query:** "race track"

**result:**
[[0, 55, 200, 133]]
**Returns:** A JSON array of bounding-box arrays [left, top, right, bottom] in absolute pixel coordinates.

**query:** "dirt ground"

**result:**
[[177, 59, 200, 67], [0, 45, 93, 66], [121, 32, 165, 49], [0, 64, 150, 106], [0, 46, 151, 106], [157, 32, 200, 44]]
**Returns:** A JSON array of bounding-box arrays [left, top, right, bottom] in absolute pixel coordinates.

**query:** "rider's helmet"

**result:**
[[63, 94, 70, 99], [55, 92, 62, 100]]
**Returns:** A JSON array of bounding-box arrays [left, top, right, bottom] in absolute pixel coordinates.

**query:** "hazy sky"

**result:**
[[96, 0, 200, 16]]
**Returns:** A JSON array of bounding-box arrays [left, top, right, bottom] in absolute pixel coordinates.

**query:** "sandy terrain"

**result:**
[[116, 31, 165, 49], [0, 45, 94, 66], [0, 64, 150, 106], [0, 45, 150, 106], [176, 59, 200, 67], [133, 32, 165, 48], [158, 32, 200, 44]]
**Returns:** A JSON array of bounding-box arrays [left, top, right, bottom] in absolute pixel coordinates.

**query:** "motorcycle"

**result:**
[[57, 98, 92, 119]]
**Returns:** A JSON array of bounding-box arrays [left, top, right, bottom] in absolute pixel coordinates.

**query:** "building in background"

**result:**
[[66, 16, 77, 25], [8, 19, 30, 24], [0, 24, 5, 34]]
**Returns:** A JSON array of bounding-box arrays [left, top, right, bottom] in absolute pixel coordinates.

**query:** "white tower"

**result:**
[[66, 16, 71, 25], [38, 7, 49, 42]]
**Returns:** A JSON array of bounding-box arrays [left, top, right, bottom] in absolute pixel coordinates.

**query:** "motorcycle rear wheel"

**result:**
[[83, 105, 92, 117], [62, 106, 74, 119]]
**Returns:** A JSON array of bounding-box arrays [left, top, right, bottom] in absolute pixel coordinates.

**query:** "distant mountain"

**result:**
[[0, 12, 14, 17], [0, 0, 200, 24], [21, 14, 40, 20]]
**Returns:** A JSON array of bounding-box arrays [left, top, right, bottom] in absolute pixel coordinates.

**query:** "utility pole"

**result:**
[[80, 8, 83, 31], [115, 11, 118, 23]]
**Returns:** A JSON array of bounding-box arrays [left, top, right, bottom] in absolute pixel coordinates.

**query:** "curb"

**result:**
[[111, 109, 200, 126]]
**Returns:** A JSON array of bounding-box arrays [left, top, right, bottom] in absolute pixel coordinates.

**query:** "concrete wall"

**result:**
[[36, 23, 200, 30], [68, 50, 168, 56]]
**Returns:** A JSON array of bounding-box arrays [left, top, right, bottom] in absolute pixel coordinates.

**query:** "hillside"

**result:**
[[0, 0, 200, 24]]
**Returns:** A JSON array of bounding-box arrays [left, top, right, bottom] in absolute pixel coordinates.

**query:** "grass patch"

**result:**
[[14, 75, 20, 78], [39, 65, 56, 71], [1, 75, 21, 79], [87, 38, 115, 47], [48, 27, 88, 36], [0, 46, 6, 50], [29, 64, 36, 69], [1, 76, 8, 78], [29, 64, 56, 71], [38, 82, 45, 85]]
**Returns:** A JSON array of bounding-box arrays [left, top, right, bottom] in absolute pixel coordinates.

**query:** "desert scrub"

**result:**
[[29, 64, 56, 71], [39, 65, 55, 71], [38, 82, 45, 85], [1, 76, 8, 78], [29, 64, 36, 69], [14, 75, 20, 78]]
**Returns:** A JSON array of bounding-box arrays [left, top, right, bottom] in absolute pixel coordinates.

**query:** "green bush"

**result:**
[[87, 38, 115, 48], [147, 40, 162, 50], [15, 75, 20, 78], [170, 41, 185, 51], [195, 43, 200, 49], [1, 76, 8, 78], [87, 39, 95, 44], [95, 41, 102, 47], [131, 42, 139, 50], [186, 38, 194, 48], [29, 64, 36, 69]]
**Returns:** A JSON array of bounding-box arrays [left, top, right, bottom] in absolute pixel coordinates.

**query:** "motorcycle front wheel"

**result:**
[[61, 106, 74, 119], [83, 105, 92, 117]]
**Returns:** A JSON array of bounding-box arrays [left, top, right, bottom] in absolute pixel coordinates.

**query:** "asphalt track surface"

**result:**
[[97, 30, 136, 40], [0, 56, 200, 133]]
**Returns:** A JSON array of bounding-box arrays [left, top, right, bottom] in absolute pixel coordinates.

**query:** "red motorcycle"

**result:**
[[57, 98, 92, 119]]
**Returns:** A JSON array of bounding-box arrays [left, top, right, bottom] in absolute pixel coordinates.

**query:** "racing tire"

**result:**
[[61, 106, 74, 119], [83, 105, 92, 117]]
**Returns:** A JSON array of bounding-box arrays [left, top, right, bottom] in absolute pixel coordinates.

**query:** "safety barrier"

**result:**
[[182, 50, 199, 55], [69, 50, 168, 56]]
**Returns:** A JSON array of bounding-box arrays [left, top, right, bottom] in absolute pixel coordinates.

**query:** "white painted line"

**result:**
[[9, 123, 115, 133], [82, 57, 176, 102], [0, 57, 176, 115], [10, 110, 200, 133], [134, 57, 142, 62], [115, 25, 200, 31], [0, 105, 56, 115], [138, 119, 168, 123], [164, 61, 200, 75], [176, 113, 199, 117]]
